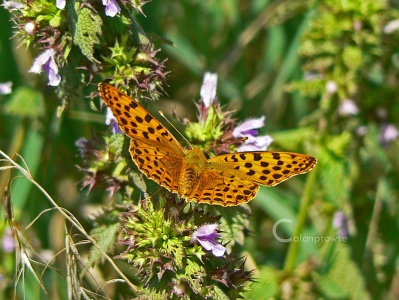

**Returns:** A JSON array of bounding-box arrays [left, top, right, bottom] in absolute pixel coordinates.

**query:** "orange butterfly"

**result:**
[[99, 83, 316, 206]]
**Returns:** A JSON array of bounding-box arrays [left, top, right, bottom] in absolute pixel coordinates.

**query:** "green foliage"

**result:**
[[71, 3, 102, 63], [118, 198, 252, 298], [319, 241, 371, 299], [4, 86, 45, 119], [85, 222, 120, 270], [2, 0, 399, 299]]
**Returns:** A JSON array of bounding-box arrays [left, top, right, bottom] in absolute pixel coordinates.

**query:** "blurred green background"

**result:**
[[1, 0, 399, 299]]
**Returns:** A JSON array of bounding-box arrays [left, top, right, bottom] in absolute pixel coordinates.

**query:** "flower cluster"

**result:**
[[185, 72, 273, 154], [0, 82, 12, 95], [76, 72, 259, 296], [118, 197, 253, 298], [4, 0, 165, 102], [75, 134, 130, 198]]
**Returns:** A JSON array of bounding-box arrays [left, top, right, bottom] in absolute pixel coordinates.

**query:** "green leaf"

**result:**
[[4, 86, 45, 119], [85, 223, 120, 271], [244, 266, 279, 299], [72, 3, 102, 63], [177, 259, 205, 293], [317, 133, 351, 204], [216, 205, 251, 250], [319, 241, 371, 299], [49, 10, 62, 27], [213, 285, 230, 300]]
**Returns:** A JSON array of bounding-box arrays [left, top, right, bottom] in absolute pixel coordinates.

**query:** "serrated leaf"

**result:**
[[317, 134, 351, 204], [177, 260, 205, 293], [49, 10, 62, 27], [84, 222, 120, 272], [216, 205, 251, 250], [72, 3, 102, 63], [213, 285, 230, 300]]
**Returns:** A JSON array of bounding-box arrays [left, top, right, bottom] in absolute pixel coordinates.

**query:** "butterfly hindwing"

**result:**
[[130, 139, 183, 193], [186, 168, 260, 206], [208, 151, 317, 186]]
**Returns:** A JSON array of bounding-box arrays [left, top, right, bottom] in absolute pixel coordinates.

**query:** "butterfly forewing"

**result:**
[[208, 151, 316, 186], [99, 83, 185, 192], [99, 83, 184, 154]]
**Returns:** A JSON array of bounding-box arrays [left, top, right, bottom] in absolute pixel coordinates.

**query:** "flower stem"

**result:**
[[284, 164, 318, 272]]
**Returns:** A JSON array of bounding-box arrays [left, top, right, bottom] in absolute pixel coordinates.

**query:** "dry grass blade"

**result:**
[[0, 149, 138, 293]]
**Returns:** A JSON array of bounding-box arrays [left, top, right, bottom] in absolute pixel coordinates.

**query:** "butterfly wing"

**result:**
[[99, 83, 185, 193], [185, 151, 316, 206], [185, 168, 260, 206], [208, 151, 317, 186], [129, 139, 183, 193]]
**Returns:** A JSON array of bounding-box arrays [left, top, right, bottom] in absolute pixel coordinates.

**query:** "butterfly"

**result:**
[[98, 83, 317, 206]]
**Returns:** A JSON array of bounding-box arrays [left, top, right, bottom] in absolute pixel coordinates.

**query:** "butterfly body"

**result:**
[[178, 148, 205, 195], [99, 83, 317, 206]]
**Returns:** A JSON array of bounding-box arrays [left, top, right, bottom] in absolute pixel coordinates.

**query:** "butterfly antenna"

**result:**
[[158, 111, 193, 149]]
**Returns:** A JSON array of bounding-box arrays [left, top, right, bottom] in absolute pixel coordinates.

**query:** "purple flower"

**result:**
[[2, 1, 24, 10], [105, 107, 123, 134], [200, 72, 218, 107], [332, 211, 349, 237], [378, 123, 399, 146], [233, 116, 273, 152], [29, 49, 61, 86], [102, 0, 121, 17], [326, 80, 338, 94], [338, 99, 359, 116], [303, 71, 322, 81], [1, 228, 15, 253], [56, 0, 65, 9], [191, 224, 226, 257], [0, 81, 12, 95], [384, 19, 399, 34]]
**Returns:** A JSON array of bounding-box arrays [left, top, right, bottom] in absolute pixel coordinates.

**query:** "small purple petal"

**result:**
[[303, 71, 323, 81], [237, 135, 273, 152], [338, 99, 359, 116], [106, 107, 123, 134], [56, 0, 65, 9], [0, 81, 12, 95], [1, 228, 14, 253], [29, 49, 61, 86], [211, 243, 226, 257], [356, 126, 367, 137], [200, 72, 218, 107], [326, 80, 338, 94], [43, 58, 61, 86], [2, 1, 24, 10], [29, 50, 53, 74], [103, 0, 121, 17], [332, 211, 349, 237], [192, 224, 226, 257], [233, 116, 265, 138], [378, 123, 399, 146], [196, 238, 214, 251], [193, 223, 219, 237], [240, 129, 258, 136], [384, 19, 399, 34]]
